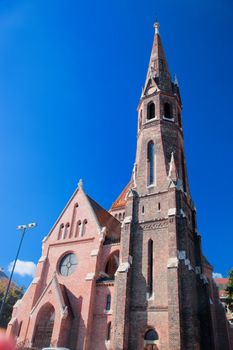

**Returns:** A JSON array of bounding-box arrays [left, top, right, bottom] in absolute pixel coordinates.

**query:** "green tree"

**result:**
[[0, 280, 24, 328], [225, 268, 233, 312]]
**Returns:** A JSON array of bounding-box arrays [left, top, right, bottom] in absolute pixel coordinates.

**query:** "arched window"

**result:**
[[181, 151, 187, 192], [69, 203, 79, 238], [75, 220, 81, 237], [105, 251, 120, 280], [57, 224, 64, 240], [106, 294, 111, 311], [80, 219, 87, 237], [144, 329, 158, 341], [107, 322, 111, 340], [144, 329, 159, 349], [164, 102, 172, 119], [32, 303, 55, 349], [62, 223, 70, 239], [147, 240, 153, 297], [119, 213, 122, 221], [147, 102, 155, 120], [147, 141, 155, 185]]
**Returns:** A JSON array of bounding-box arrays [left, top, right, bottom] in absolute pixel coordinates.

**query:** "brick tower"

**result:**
[[111, 22, 232, 350]]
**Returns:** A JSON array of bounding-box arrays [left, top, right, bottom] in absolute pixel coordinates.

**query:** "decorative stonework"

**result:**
[[139, 219, 168, 231]]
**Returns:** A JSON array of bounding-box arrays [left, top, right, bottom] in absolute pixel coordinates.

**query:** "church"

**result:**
[[7, 22, 233, 350]]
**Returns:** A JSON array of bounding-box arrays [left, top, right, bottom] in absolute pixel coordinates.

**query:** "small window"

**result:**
[[147, 102, 155, 120], [119, 213, 122, 221], [142, 205, 145, 214], [58, 224, 64, 240], [164, 102, 172, 119], [107, 322, 111, 340], [81, 219, 87, 237], [106, 294, 111, 311], [75, 220, 81, 237], [158, 202, 161, 211]]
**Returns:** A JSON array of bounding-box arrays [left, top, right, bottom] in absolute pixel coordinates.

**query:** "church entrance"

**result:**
[[32, 303, 55, 349], [144, 345, 158, 350], [144, 329, 159, 350]]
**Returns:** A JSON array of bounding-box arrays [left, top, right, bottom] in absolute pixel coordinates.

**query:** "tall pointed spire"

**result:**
[[143, 21, 172, 94]]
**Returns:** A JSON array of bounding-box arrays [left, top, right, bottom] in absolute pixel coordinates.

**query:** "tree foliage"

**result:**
[[0, 280, 24, 329], [225, 268, 233, 311]]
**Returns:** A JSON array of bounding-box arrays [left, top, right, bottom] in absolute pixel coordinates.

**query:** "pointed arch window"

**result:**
[[58, 224, 64, 240], [147, 102, 155, 120], [164, 102, 172, 119], [147, 239, 153, 297], [147, 141, 155, 185], [75, 220, 81, 238]]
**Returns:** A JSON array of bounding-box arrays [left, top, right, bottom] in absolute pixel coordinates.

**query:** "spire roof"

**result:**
[[143, 22, 172, 94]]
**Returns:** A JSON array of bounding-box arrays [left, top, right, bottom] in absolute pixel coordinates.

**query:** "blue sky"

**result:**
[[0, 0, 232, 286]]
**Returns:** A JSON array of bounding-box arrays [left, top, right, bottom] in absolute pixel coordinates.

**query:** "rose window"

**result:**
[[59, 253, 78, 276]]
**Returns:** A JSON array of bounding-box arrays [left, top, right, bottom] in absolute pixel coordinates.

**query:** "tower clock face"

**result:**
[[59, 253, 78, 276]]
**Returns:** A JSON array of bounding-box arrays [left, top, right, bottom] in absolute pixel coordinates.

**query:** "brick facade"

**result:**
[[7, 22, 233, 350]]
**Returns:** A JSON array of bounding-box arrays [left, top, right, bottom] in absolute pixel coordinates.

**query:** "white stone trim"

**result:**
[[85, 272, 95, 281], [123, 216, 132, 224], [167, 257, 179, 268], [90, 249, 98, 257], [117, 262, 130, 273], [168, 208, 176, 216], [32, 277, 40, 284], [180, 209, 186, 218], [163, 116, 175, 122], [178, 250, 186, 260]]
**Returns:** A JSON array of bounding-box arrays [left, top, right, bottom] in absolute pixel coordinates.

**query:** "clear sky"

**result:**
[[0, 0, 232, 287]]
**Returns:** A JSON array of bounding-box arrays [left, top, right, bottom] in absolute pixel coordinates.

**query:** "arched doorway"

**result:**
[[144, 329, 159, 350], [32, 303, 55, 349]]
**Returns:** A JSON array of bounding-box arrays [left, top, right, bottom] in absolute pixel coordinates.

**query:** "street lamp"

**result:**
[[0, 223, 37, 322]]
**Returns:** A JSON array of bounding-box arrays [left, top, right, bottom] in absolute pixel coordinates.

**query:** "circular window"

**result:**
[[59, 253, 78, 276]]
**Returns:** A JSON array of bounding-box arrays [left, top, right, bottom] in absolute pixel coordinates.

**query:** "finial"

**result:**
[[174, 73, 179, 86], [154, 20, 160, 35], [78, 178, 83, 189]]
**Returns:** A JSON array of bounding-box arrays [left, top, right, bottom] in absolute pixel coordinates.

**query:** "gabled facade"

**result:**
[[7, 23, 233, 350]]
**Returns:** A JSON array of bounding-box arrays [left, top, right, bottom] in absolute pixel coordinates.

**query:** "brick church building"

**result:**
[[7, 22, 233, 350]]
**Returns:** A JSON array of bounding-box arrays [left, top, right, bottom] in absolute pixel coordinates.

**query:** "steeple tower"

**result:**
[[112, 22, 214, 350], [135, 22, 187, 196]]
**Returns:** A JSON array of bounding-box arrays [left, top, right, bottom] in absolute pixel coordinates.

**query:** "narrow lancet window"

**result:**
[[147, 239, 153, 297], [107, 322, 111, 340], [106, 294, 111, 311], [147, 141, 155, 185], [164, 102, 172, 119], [147, 102, 155, 120]]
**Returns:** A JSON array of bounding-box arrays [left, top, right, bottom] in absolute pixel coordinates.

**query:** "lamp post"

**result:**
[[0, 223, 37, 322]]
